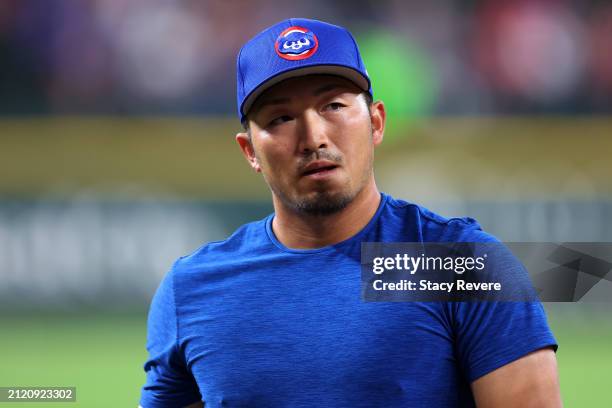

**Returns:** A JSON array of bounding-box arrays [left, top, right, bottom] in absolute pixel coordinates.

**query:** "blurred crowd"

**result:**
[[0, 0, 610, 116]]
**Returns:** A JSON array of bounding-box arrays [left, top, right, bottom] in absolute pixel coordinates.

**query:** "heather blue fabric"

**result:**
[[141, 193, 557, 408]]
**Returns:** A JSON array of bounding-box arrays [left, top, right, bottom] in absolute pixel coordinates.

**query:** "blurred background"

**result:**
[[0, 0, 611, 406]]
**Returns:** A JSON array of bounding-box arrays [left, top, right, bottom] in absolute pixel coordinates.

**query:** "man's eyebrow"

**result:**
[[254, 97, 291, 113], [313, 83, 346, 96], [255, 82, 349, 113]]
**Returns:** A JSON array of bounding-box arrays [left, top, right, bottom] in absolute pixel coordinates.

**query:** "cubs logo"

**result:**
[[275, 26, 319, 60]]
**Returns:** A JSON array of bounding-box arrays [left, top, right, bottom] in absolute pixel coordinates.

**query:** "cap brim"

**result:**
[[241, 65, 370, 119]]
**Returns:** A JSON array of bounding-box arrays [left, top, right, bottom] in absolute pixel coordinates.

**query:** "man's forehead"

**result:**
[[251, 75, 361, 112]]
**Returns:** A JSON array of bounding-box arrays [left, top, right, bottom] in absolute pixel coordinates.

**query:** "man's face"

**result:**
[[237, 74, 384, 215]]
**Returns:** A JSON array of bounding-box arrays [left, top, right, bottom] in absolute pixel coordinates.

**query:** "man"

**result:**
[[140, 18, 561, 408]]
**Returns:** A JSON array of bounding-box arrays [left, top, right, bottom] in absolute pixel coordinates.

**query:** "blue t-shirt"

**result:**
[[140, 193, 557, 408]]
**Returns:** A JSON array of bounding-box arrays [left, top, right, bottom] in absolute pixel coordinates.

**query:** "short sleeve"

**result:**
[[140, 266, 202, 408], [452, 300, 558, 383]]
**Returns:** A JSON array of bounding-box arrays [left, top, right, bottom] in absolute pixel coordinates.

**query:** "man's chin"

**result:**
[[292, 190, 354, 216]]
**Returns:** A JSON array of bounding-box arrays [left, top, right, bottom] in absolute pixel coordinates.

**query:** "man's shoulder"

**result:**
[[383, 193, 498, 243], [173, 216, 271, 272]]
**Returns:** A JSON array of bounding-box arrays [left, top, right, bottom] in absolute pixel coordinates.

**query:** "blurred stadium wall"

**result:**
[[0, 118, 611, 310]]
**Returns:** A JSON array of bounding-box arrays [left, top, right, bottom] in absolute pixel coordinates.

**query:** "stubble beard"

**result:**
[[287, 188, 355, 216]]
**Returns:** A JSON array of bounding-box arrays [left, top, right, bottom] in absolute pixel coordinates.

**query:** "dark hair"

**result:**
[[242, 91, 374, 131]]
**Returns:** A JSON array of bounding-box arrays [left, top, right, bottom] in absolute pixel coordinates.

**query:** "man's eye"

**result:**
[[326, 102, 345, 111], [269, 115, 292, 126]]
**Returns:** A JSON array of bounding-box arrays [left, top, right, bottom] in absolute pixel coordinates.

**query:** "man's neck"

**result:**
[[271, 181, 381, 249]]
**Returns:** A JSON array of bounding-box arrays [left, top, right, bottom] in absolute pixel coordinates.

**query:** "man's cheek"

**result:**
[[266, 157, 286, 174]]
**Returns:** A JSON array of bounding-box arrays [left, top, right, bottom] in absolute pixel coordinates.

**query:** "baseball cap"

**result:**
[[236, 18, 372, 123]]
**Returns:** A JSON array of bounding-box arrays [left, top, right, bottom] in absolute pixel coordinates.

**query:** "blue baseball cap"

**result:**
[[236, 18, 372, 123]]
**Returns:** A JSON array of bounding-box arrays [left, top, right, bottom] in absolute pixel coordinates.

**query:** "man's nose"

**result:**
[[297, 110, 329, 154]]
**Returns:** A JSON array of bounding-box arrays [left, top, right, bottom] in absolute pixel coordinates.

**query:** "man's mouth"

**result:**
[[301, 161, 339, 178]]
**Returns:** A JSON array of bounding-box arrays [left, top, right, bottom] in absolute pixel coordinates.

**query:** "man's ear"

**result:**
[[370, 100, 386, 146], [236, 132, 261, 173]]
